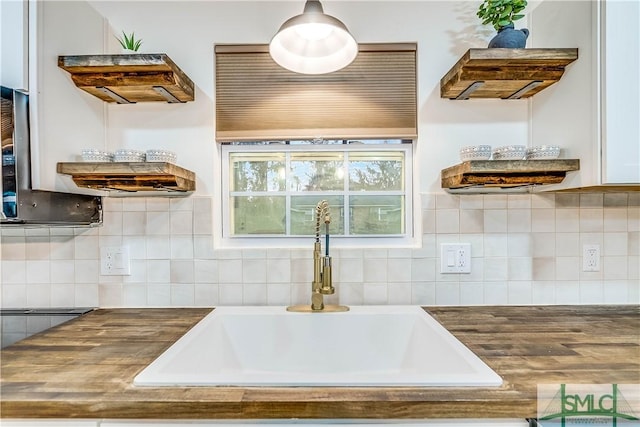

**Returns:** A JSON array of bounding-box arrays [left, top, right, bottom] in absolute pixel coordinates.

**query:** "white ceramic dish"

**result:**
[[81, 149, 113, 162], [526, 145, 561, 160], [114, 149, 146, 162], [146, 149, 177, 163], [459, 145, 492, 161], [134, 305, 503, 387], [492, 145, 526, 160]]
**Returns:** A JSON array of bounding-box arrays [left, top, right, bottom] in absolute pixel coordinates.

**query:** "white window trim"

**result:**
[[216, 143, 419, 250]]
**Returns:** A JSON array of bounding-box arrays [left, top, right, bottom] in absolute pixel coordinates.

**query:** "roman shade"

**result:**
[[215, 43, 417, 142]]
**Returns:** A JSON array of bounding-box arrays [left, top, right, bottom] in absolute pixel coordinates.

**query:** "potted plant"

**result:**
[[116, 31, 143, 53], [477, 0, 529, 48]]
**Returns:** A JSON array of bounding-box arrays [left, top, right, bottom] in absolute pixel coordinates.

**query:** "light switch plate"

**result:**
[[440, 243, 471, 273]]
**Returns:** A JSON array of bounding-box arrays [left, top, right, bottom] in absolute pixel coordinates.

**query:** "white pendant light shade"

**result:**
[[269, 0, 358, 74]]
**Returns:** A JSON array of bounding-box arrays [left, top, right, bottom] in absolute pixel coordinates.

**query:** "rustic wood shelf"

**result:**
[[57, 162, 196, 193], [58, 54, 195, 104], [441, 159, 580, 190], [440, 48, 578, 100]]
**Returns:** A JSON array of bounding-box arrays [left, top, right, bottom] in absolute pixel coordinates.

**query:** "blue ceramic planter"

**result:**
[[488, 23, 529, 48]]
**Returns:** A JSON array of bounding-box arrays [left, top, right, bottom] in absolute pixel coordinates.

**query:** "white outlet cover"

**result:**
[[582, 244, 600, 272], [440, 243, 471, 274], [100, 246, 131, 276]]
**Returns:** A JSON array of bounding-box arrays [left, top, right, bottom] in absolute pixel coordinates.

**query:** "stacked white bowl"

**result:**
[[526, 145, 561, 159], [492, 145, 527, 160], [81, 149, 113, 162], [146, 149, 177, 164], [459, 145, 492, 161], [114, 149, 146, 162]]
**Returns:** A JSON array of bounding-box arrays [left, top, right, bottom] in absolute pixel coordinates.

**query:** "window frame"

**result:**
[[219, 142, 417, 249]]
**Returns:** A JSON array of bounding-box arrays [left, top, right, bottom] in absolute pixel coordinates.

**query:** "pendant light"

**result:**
[[269, 0, 358, 75]]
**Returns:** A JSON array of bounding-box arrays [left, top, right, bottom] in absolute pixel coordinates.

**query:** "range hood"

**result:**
[[1, 87, 102, 227]]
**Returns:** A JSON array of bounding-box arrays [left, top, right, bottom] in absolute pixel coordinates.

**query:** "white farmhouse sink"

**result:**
[[134, 306, 502, 387]]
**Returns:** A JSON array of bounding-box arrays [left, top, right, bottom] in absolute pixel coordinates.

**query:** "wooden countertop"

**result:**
[[1, 305, 638, 420]]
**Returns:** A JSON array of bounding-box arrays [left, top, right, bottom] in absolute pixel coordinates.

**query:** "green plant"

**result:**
[[477, 0, 527, 30], [115, 31, 142, 51]]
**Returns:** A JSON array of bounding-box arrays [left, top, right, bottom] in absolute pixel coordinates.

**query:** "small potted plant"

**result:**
[[477, 0, 529, 48], [116, 31, 143, 53]]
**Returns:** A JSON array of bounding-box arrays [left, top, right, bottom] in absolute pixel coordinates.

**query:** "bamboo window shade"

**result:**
[[215, 43, 417, 142]]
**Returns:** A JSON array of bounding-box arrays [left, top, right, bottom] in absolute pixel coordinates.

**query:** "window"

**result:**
[[221, 140, 413, 247]]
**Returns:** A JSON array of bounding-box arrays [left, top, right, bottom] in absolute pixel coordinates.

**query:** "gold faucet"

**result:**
[[287, 200, 349, 313]]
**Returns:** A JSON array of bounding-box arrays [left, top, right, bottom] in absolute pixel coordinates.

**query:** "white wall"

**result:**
[[30, 0, 107, 191], [602, 0, 640, 184], [529, 0, 598, 189], [0, 0, 28, 89], [530, 0, 640, 188]]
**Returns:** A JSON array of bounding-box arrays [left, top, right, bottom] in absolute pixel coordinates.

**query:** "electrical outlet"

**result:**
[[101, 246, 131, 276], [582, 244, 600, 272], [440, 243, 471, 273]]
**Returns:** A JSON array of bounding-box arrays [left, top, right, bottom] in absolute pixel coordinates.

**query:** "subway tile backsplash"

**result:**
[[1, 193, 639, 308]]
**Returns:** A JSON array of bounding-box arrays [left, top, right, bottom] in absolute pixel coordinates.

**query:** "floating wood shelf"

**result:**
[[57, 162, 196, 193], [58, 54, 195, 104], [441, 48, 578, 100], [441, 159, 580, 191]]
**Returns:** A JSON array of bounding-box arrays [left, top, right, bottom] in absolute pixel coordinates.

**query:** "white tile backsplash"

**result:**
[[170, 236, 194, 259], [580, 208, 604, 232], [628, 208, 640, 231], [556, 233, 580, 256], [604, 233, 628, 256], [123, 211, 147, 235], [435, 209, 460, 233], [146, 211, 170, 235], [25, 236, 50, 260], [388, 282, 412, 304], [459, 209, 483, 233], [242, 259, 267, 284], [460, 194, 483, 209], [507, 209, 531, 232], [484, 234, 508, 257], [483, 194, 507, 209], [387, 258, 411, 282], [508, 281, 532, 304], [556, 257, 580, 281], [1, 193, 639, 308], [603, 208, 628, 232], [531, 208, 555, 232], [364, 257, 388, 283], [74, 236, 100, 260], [26, 283, 50, 307], [170, 211, 193, 235], [50, 260, 75, 284], [484, 209, 508, 233], [556, 208, 580, 232], [410, 281, 435, 305], [26, 260, 50, 284]]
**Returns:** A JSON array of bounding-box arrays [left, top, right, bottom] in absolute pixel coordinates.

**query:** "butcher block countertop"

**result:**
[[1, 305, 638, 420]]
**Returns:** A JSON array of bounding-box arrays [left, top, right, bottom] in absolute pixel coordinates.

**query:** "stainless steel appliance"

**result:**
[[1, 86, 102, 226], [0, 308, 94, 348]]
